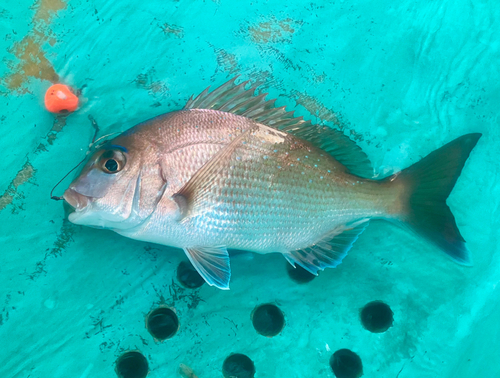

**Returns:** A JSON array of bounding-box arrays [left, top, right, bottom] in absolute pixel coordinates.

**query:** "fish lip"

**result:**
[[63, 188, 90, 211]]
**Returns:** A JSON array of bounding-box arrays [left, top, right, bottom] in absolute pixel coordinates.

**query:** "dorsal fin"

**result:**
[[285, 125, 373, 177], [184, 77, 373, 177]]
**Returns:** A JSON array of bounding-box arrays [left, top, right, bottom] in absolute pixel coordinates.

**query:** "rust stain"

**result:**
[[27, 221, 76, 280], [314, 73, 327, 83], [179, 363, 198, 378], [248, 17, 302, 44], [133, 69, 169, 98], [34, 116, 67, 152], [291, 90, 341, 127], [1, 0, 66, 92], [49, 115, 66, 133], [33, 0, 66, 23], [0, 160, 36, 212], [160, 23, 184, 38], [215, 48, 239, 74], [291, 91, 367, 142], [36, 143, 48, 152], [48, 221, 75, 257]]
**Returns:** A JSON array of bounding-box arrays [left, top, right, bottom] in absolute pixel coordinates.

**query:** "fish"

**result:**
[[62, 77, 481, 290]]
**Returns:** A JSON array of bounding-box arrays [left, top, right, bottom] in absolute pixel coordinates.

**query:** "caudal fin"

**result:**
[[395, 133, 481, 265]]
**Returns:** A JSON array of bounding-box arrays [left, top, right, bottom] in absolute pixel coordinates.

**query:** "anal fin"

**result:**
[[183, 246, 231, 289], [285, 220, 369, 275]]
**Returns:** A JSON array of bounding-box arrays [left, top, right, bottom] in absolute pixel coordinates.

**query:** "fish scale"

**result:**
[[162, 113, 388, 253]]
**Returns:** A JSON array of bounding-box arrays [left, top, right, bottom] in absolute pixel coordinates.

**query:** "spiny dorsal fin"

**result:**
[[184, 77, 373, 177]]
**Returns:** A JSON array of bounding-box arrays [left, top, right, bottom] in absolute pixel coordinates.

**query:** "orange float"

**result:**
[[44, 84, 79, 114]]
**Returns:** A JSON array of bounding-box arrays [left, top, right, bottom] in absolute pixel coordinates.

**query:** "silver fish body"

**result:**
[[116, 110, 389, 249], [63, 78, 481, 289]]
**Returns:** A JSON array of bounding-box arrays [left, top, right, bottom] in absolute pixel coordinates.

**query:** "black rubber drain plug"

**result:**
[[329, 349, 363, 378], [360, 300, 393, 333], [223, 353, 255, 378], [115, 351, 149, 378], [177, 261, 205, 288], [286, 262, 316, 283], [251, 303, 285, 337], [146, 307, 179, 341]]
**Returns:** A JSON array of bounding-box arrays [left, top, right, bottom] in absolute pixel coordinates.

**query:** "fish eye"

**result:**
[[105, 159, 118, 172], [99, 149, 126, 174]]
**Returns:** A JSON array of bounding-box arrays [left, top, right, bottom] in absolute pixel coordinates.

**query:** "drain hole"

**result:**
[[146, 307, 179, 340], [177, 261, 205, 288], [360, 300, 393, 333], [286, 262, 316, 283], [329, 349, 363, 378], [251, 303, 285, 337], [115, 351, 149, 378], [222, 353, 255, 378]]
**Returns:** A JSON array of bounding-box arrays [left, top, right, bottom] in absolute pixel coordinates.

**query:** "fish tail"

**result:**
[[391, 133, 481, 265]]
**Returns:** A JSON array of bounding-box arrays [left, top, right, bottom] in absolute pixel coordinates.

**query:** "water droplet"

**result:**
[[297, 158, 300, 161], [314, 164, 318, 168], [273, 149, 278, 153], [320, 176, 324, 179], [305, 156, 309, 158], [236, 156, 242, 161], [327, 170, 331, 173], [301, 172, 305, 175], [263, 155, 268, 160], [309, 179, 313, 183], [277, 166, 281, 169]]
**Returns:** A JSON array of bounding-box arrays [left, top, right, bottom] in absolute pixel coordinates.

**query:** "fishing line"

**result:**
[[50, 115, 117, 201]]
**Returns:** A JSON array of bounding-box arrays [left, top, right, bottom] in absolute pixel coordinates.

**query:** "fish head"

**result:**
[[63, 134, 167, 230]]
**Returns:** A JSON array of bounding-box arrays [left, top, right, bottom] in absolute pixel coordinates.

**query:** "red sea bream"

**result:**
[[63, 78, 481, 289]]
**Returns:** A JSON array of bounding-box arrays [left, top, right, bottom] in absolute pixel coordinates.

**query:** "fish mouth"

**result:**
[[63, 188, 90, 211]]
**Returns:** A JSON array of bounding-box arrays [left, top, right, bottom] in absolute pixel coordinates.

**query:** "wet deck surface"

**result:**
[[0, 1, 499, 377]]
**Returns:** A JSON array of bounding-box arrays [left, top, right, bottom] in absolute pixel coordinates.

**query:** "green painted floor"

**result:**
[[0, 1, 499, 377]]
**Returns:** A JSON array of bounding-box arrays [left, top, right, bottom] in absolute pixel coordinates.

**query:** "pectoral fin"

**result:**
[[183, 246, 231, 290], [285, 220, 369, 275], [174, 128, 252, 221]]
